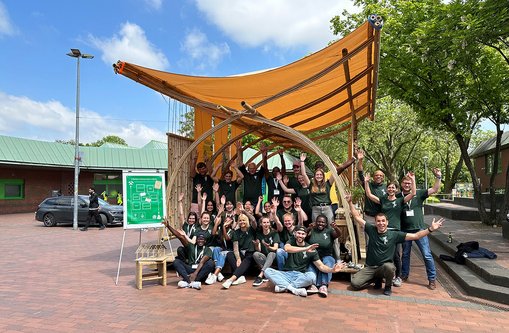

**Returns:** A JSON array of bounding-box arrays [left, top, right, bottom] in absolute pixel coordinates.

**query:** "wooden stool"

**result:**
[[135, 254, 172, 290]]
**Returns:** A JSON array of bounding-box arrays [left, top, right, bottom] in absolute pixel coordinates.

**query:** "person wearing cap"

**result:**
[[264, 225, 347, 297], [162, 218, 215, 290], [345, 193, 445, 296], [305, 214, 343, 297], [286, 160, 303, 195]]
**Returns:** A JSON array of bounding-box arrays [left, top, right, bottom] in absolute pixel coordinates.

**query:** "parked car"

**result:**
[[35, 195, 123, 227]]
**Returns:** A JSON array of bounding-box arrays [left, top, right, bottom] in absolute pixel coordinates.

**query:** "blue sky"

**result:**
[[0, 0, 360, 147]]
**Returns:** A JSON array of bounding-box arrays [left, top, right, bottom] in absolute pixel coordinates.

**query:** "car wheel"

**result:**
[[43, 213, 57, 227], [99, 213, 109, 227]]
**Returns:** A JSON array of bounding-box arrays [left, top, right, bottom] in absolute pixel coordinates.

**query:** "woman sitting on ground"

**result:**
[[222, 207, 258, 289], [206, 196, 237, 284], [252, 206, 281, 287]]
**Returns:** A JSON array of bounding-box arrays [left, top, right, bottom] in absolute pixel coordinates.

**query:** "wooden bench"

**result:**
[[135, 254, 174, 290]]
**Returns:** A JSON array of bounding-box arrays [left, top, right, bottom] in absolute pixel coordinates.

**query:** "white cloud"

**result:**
[[144, 0, 163, 11], [0, 91, 167, 147], [0, 1, 18, 37], [181, 29, 230, 70], [87, 22, 169, 70], [194, 0, 358, 51]]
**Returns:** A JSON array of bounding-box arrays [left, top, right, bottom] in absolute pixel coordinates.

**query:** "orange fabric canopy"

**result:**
[[114, 20, 381, 143]]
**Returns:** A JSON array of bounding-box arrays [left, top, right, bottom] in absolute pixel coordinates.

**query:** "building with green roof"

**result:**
[[0, 135, 300, 214]]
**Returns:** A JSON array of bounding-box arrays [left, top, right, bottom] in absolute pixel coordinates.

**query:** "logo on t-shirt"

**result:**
[[323, 233, 328, 239], [381, 236, 388, 245]]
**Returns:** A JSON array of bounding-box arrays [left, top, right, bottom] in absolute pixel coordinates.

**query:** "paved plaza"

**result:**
[[1, 213, 508, 333]]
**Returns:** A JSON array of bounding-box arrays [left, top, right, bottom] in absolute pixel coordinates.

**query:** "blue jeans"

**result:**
[[264, 268, 316, 290], [276, 245, 288, 270], [212, 247, 229, 269], [307, 256, 334, 287], [401, 229, 436, 281]]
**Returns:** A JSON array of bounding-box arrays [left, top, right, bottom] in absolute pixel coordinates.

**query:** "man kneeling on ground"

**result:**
[[163, 218, 215, 290], [264, 226, 346, 297], [345, 194, 445, 296]]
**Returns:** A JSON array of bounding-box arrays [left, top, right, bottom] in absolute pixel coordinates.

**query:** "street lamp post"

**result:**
[[423, 155, 429, 189], [67, 49, 94, 230]]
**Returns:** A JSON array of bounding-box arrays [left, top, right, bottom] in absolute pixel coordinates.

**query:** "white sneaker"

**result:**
[[190, 281, 201, 290], [291, 287, 307, 297], [274, 285, 286, 293], [222, 279, 233, 289], [205, 273, 217, 285], [177, 281, 190, 288], [217, 272, 225, 282], [393, 277, 402, 287], [232, 276, 246, 285]]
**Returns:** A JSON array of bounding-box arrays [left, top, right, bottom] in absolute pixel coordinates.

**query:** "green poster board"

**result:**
[[122, 171, 166, 229]]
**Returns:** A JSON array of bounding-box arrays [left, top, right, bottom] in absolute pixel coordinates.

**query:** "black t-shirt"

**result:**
[[218, 179, 240, 204], [192, 174, 214, 203], [240, 165, 266, 203]]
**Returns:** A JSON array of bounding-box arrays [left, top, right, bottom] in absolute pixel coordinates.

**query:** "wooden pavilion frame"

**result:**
[[113, 16, 384, 264]]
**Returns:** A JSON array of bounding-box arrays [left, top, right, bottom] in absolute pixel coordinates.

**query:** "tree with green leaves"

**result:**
[[331, 0, 509, 224]]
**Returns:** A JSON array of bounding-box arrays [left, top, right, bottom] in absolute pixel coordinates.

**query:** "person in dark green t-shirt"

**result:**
[[364, 172, 416, 287], [162, 219, 214, 290], [399, 168, 442, 290], [252, 216, 280, 287], [264, 226, 347, 297], [346, 194, 445, 296], [306, 214, 343, 297], [222, 209, 258, 289]]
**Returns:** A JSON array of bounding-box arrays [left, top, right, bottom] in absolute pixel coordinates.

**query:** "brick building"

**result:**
[[470, 131, 509, 192]]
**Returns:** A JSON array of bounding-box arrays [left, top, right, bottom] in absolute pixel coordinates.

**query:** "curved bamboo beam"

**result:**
[[167, 103, 360, 263]]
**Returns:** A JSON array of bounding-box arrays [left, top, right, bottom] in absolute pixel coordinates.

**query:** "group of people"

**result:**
[[162, 143, 445, 297]]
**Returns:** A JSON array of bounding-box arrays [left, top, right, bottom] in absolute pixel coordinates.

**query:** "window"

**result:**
[[0, 179, 24, 199], [93, 173, 122, 200], [485, 152, 502, 175]]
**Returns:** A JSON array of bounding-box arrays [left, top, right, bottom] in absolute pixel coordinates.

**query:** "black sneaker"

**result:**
[[383, 286, 392, 296], [373, 279, 382, 289], [252, 276, 263, 287], [79, 227, 88, 231], [99, 225, 106, 230]]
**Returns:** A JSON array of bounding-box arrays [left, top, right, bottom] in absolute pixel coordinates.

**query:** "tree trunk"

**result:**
[[454, 133, 491, 224], [444, 155, 464, 194]]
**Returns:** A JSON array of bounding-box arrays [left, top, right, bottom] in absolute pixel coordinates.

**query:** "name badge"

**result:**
[[273, 189, 280, 196], [405, 210, 415, 217], [192, 264, 198, 269]]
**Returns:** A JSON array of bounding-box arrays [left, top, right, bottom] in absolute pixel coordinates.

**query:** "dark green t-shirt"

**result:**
[[358, 171, 387, 216], [184, 243, 213, 265], [256, 229, 281, 255], [283, 238, 320, 272], [307, 227, 334, 258], [182, 222, 197, 238], [309, 181, 332, 206], [279, 227, 295, 244], [364, 223, 406, 267], [398, 189, 429, 231], [218, 179, 240, 204], [191, 224, 215, 246], [379, 195, 405, 230], [232, 227, 257, 252]]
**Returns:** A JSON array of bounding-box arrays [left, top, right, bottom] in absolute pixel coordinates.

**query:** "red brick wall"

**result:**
[[0, 166, 95, 214], [474, 148, 509, 191]]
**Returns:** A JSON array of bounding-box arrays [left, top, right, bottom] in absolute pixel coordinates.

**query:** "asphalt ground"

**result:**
[[1, 213, 508, 333]]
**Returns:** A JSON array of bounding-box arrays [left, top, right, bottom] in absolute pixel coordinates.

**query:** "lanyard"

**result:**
[[194, 246, 205, 264], [186, 224, 195, 238]]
